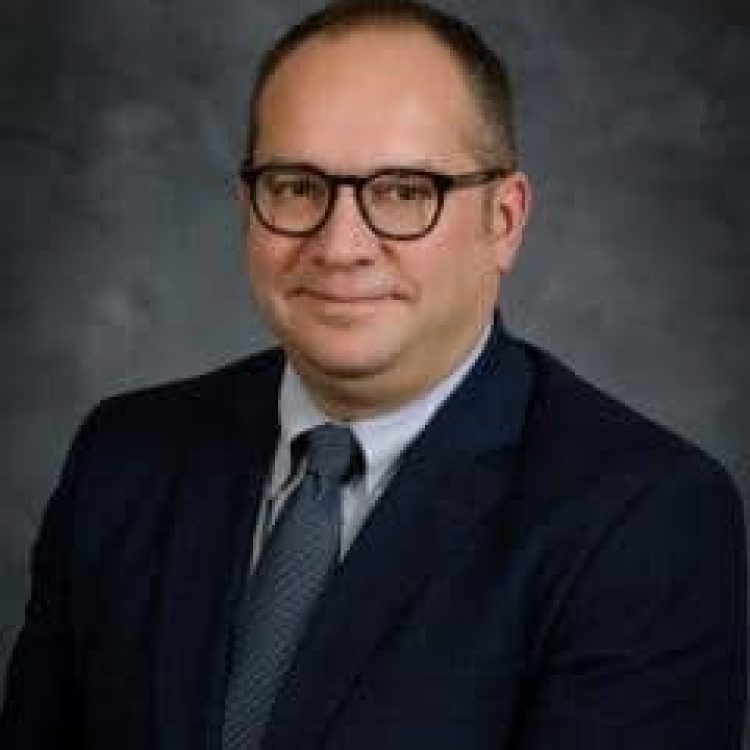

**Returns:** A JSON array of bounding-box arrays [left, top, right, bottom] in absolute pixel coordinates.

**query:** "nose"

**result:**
[[308, 185, 379, 266]]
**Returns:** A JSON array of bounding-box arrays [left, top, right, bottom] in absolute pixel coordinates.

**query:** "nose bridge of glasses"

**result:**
[[326, 173, 373, 226], [329, 173, 369, 201]]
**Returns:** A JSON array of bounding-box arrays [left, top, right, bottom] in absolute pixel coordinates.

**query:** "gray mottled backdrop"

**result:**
[[1, 0, 748, 733]]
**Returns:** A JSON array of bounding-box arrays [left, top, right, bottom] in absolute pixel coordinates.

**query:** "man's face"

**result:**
[[244, 25, 528, 417]]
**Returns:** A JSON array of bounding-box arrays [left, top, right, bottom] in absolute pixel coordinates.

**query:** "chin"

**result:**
[[287, 330, 404, 383]]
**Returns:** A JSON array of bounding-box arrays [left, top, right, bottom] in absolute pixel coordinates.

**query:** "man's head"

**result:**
[[239, 0, 531, 419], [246, 0, 518, 171]]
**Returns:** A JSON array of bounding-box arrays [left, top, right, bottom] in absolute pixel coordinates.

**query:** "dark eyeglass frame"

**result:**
[[238, 159, 511, 241]]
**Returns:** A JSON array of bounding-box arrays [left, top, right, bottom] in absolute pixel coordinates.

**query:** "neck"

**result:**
[[288, 320, 493, 422]]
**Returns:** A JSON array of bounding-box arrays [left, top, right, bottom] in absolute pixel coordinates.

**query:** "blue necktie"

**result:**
[[222, 424, 359, 749]]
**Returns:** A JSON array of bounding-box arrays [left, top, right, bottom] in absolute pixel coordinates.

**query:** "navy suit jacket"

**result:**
[[1, 325, 746, 748]]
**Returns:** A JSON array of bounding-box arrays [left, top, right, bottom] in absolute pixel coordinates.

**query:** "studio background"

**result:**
[[1, 0, 747, 737]]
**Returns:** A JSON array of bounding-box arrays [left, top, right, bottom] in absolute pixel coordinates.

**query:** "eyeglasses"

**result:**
[[238, 160, 510, 241]]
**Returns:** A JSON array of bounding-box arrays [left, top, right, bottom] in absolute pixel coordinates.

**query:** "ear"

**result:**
[[235, 175, 256, 233], [235, 174, 250, 206], [488, 171, 532, 274]]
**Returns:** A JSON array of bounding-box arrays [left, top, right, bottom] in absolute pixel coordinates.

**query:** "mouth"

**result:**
[[294, 287, 397, 304], [288, 288, 403, 323]]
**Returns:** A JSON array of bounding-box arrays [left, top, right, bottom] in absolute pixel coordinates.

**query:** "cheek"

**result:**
[[244, 231, 294, 290], [412, 224, 492, 300]]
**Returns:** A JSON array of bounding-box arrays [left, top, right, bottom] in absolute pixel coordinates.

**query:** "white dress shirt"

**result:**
[[251, 322, 492, 568]]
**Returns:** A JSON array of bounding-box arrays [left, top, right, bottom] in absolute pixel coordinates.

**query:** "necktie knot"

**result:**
[[303, 424, 360, 486]]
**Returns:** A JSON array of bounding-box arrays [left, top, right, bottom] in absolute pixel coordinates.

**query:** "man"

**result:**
[[1, 1, 746, 748]]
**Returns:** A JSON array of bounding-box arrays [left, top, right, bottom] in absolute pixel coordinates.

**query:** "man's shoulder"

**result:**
[[523, 340, 678, 443], [516, 337, 732, 496], [44, 348, 285, 548], [76, 347, 285, 451], [495, 337, 744, 603], [111, 346, 283, 407]]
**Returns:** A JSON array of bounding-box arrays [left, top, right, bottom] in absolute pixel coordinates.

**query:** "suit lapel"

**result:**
[[153, 357, 282, 750], [265, 449, 521, 750], [265, 324, 533, 749]]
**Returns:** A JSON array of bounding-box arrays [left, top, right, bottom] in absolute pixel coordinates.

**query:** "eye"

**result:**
[[263, 171, 326, 201], [368, 174, 435, 204]]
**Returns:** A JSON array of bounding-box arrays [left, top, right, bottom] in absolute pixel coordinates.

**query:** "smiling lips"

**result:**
[[299, 289, 392, 304], [293, 282, 407, 305]]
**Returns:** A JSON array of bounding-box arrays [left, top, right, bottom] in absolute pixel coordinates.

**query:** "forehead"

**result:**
[[254, 24, 482, 170]]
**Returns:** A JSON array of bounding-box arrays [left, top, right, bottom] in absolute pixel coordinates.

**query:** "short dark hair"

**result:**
[[246, 0, 518, 169]]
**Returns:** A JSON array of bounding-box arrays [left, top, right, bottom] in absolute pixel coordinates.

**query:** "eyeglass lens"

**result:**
[[252, 167, 440, 239]]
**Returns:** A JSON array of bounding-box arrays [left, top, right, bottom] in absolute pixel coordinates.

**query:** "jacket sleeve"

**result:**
[[515, 450, 747, 749], [0, 411, 98, 748]]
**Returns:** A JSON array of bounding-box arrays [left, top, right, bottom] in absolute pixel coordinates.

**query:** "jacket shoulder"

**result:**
[[518, 340, 736, 497], [58, 348, 284, 490], [507, 340, 747, 749], [83, 347, 283, 439]]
